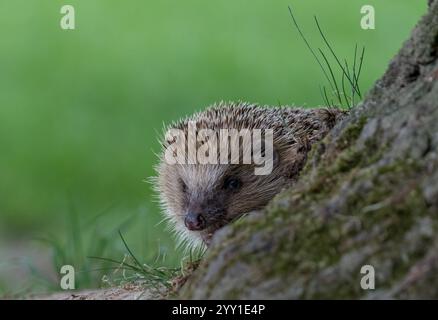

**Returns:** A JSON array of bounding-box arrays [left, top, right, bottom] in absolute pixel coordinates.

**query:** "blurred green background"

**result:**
[[0, 0, 426, 295]]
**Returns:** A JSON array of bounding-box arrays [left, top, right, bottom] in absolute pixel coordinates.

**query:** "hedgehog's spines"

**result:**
[[155, 102, 347, 250]]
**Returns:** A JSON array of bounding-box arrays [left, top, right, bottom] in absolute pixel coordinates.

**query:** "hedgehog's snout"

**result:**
[[184, 211, 206, 231]]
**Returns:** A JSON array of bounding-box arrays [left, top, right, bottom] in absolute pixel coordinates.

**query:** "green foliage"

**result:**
[[89, 231, 202, 296], [288, 6, 365, 109]]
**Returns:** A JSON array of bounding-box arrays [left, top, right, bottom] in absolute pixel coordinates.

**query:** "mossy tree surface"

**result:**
[[180, 1, 438, 299]]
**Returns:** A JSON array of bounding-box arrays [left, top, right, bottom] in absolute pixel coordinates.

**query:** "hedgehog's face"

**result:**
[[158, 160, 287, 248]]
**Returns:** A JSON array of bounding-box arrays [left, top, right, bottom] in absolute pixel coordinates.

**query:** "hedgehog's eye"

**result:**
[[223, 177, 241, 191]]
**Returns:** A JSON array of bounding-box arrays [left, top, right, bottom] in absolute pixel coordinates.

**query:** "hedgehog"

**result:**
[[155, 101, 346, 251]]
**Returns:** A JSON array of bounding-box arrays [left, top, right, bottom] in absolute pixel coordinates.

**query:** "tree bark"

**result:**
[[180, 1, 438, 299]]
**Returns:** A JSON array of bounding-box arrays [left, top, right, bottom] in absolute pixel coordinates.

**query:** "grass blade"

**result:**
[[288, 6, 336, 93], [313, 15, 362, 98]]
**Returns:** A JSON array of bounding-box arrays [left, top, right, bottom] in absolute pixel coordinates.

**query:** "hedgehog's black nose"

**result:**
[[184, 212, 206, 231]]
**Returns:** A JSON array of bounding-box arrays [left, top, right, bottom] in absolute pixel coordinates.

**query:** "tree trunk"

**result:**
[[180, 1, 438, 299]]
